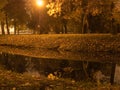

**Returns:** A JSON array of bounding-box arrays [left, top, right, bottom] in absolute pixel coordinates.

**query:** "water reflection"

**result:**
[[0, 46, 120, 62], [115, 64, 120, 84], [0, 52, 120, 85]]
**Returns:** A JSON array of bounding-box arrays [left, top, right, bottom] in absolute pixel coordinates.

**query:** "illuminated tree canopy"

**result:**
[[0, 0, 120, 34]]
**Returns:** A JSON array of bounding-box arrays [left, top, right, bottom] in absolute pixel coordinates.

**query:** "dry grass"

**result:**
[[0, 34, 120, 53]]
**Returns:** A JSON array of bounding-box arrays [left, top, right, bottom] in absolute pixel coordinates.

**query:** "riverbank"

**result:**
[[0, 65, 120, 90], [0, 34, 120, 89], [0, 34, 120, 53]]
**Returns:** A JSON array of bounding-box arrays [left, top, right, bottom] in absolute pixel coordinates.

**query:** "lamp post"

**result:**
[[36, 0, 44, 34]]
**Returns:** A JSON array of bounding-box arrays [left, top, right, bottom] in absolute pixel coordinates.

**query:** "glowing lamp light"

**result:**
[[36, 0, 44, 7]]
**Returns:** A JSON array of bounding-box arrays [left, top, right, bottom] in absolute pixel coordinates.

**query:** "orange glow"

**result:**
[[36, 0, 44, 7]]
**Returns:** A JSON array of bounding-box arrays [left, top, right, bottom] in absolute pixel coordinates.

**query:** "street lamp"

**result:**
[[36, 0, 44, 7], [36, 0, 44, 34]]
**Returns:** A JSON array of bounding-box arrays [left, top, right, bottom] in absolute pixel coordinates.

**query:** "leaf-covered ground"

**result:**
[[0, 34, 120, 53], [0, 65, 120, 90]]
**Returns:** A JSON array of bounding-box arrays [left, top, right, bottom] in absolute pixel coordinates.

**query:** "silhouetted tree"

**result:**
[[4, 0, 29, 34], [0, 0, 7, 35]]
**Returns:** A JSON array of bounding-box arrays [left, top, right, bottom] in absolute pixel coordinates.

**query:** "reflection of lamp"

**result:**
[[36, 0, 44, 7]]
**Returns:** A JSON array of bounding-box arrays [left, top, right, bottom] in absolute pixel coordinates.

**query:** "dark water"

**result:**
[[0, 52, 120, 83]]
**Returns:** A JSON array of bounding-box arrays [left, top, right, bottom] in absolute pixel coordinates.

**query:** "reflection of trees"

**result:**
[[83, 61, 89, 79], [0, 53, 27, 73], [0, 52, 117, 84], [110, 63, 116, 85]]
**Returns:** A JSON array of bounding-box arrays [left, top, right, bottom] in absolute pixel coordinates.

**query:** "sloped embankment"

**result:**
[[0, 34, 120, 53]]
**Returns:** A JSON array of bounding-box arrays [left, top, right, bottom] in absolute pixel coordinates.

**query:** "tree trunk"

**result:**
[[61, 19, 67, 34], [17, 29, 20, 35], [81, 0, 89, 34], [14, 21, 17, 35], [81, 14, 85, 34], [5, 13, 10, 35], [1, 21, 5, 35], [63, 23, 67, 34], [82, 13, 89, 34]]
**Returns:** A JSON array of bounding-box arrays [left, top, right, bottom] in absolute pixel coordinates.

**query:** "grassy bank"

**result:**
[[0, 34, 120, 53]]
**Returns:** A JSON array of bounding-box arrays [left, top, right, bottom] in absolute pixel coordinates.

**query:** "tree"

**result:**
[[4, 0, 29, 34], [0, 0, 8, 35], [47, 0, 119, 34], [111, 0, 120, 34], [76, 0, 119, 33], [47, 0, 71, 33], [78, 0, 113, 33]]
